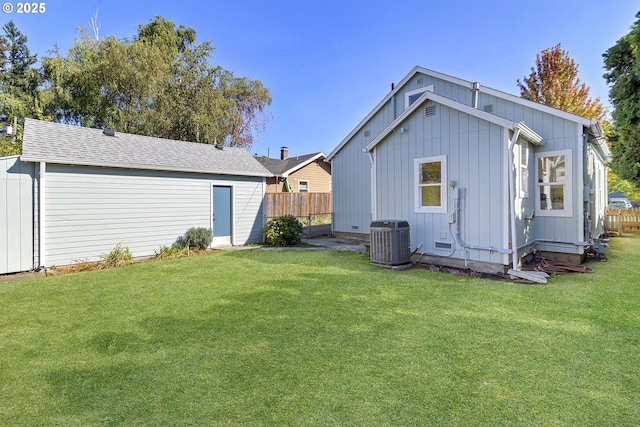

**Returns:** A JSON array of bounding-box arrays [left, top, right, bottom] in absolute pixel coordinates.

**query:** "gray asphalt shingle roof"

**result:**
[[20, 118, 272, 177], [259, 152, 325, 176]]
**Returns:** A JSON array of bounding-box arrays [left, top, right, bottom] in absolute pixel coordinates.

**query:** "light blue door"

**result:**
[[212, 186, 232, 245]]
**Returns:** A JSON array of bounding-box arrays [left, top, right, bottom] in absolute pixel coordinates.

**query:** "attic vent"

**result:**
[[483, 104, 493, 113], [435, 241, 452, 249], [425, 105, 436, 116], [416, 77, 424, 85], [364, 130, 371, 137], [103, 128, 115, 137]]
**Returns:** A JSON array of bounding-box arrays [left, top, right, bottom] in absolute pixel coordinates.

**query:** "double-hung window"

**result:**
[[536, 150, 572, 217], [415, 155, 447, 213]]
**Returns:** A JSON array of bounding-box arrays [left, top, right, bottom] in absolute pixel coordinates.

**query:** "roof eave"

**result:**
[[366, 91, 520, 152], [281, 152, 327, 176], [19, 156, 273, 178]]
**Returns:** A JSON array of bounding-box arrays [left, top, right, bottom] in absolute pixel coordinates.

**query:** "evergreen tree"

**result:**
[[0, 21, 42, 155], [603, 12, 640, 186]]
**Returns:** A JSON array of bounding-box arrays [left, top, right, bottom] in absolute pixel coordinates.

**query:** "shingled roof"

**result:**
[[20, 118, 272, 178], [258, 152, 326, 177]]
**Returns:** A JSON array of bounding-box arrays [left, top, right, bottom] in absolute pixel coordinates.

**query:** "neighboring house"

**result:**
[[1, 118, 271, 274], [259, 147, 331, 193], [327, 66, 609, 275]]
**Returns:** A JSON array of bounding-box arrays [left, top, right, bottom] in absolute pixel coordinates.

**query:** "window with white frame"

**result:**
[[415, 155, 447, 213], [405, 85, 434, 109], [298, 180, 309, 192], [536, 150, 572, 216], [517, 140, 529, 198]]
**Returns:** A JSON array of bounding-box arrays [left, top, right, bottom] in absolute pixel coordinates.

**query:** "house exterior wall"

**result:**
[[332, 68, 608, 266], [265, 159, 331, 193], [333, 73, 477, 235], [331, 135, 372, 235], [265, 177, 285, 193], [288, 160, 332, 193], [374, 104, 509, 266], [477, 91, 589, 256], [1, 156, 35, 274], [42, 164, 265, 267]]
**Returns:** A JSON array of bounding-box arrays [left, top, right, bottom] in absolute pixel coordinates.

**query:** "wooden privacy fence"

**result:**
[[265, 192, 332, 219], [606, 208, 640, 235]]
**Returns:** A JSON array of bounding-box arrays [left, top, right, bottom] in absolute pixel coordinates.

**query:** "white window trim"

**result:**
[[405, 85, 434, 109], [535, 149, 572, 217], [414, 155, 447, 213], [517, 140, 529, 199], [298, 179, 309, 192]]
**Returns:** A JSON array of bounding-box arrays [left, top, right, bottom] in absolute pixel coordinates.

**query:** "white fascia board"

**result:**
[[516, 122, 545, 146], [413, 66, 474, 89], [366, 91, 522, 152], [327, 66, 428, 161], [480, 86, 593, 126], [281, 152, 326, 177]]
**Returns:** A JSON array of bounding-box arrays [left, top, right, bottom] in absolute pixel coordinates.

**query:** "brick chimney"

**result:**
[[280, 146, 288, 160]]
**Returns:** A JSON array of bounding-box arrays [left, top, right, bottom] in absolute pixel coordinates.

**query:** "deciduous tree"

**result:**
[[518, 43, 604, 121], [42, 16, 271, 148]]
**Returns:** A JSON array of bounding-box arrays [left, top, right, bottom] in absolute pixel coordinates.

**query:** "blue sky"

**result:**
[[3, 0, 639, 157]]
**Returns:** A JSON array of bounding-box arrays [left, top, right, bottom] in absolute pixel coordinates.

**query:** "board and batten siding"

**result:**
[[332, 99, 395, 235], [43, 164, 264, 267], [1, 156, 35, 274], [478, 91, 586, 254], [374, 103, 508, 265]]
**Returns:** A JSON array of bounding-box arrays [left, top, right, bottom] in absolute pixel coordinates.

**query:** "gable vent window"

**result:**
[[425, 105, 436, 117], [364, 130, 371, 137], [483, 104, 493, 113], [416, 77, 424, 85], [405, 85, 434, 109]]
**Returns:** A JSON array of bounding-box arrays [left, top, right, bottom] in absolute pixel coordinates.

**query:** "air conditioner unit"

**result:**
[[369, 220, 411, 267]]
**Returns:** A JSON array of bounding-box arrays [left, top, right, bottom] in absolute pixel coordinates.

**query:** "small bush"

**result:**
[[99, 244, 133, 268], [183, 227, 212, 250], [154, 245, 191, 259], [263, 215, 304, 246]]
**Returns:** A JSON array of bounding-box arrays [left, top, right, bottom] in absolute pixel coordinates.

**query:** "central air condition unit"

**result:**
[[369, 220, 411, 267]]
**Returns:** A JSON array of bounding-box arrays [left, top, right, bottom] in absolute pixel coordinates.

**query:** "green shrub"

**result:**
[[263, 215, 304, 246], [99, 243, 133, 268], [183, 227, 212, 250]]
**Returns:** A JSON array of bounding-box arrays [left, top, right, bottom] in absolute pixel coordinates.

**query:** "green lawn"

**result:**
[[1, 238, 639, 426]]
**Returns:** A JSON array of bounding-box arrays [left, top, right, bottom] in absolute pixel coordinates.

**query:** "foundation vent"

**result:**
[[435, 242, 452, 250]]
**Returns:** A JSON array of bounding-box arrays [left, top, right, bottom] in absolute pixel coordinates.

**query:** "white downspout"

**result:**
[[368, 150, 377, 222], [506, 129, 548, 284], [508, 128, 521, 272], [38, 161, 46, 269]]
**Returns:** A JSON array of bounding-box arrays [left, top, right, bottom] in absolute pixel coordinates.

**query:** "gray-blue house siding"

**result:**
[[328, 66, 609, 274]]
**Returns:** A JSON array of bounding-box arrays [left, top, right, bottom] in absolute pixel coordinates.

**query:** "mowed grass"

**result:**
[[1, 238, 639, 426]]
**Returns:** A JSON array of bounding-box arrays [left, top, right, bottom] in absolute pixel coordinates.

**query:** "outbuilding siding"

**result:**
[[43, 164, 264, 267], [1, 156, 35, 274]]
